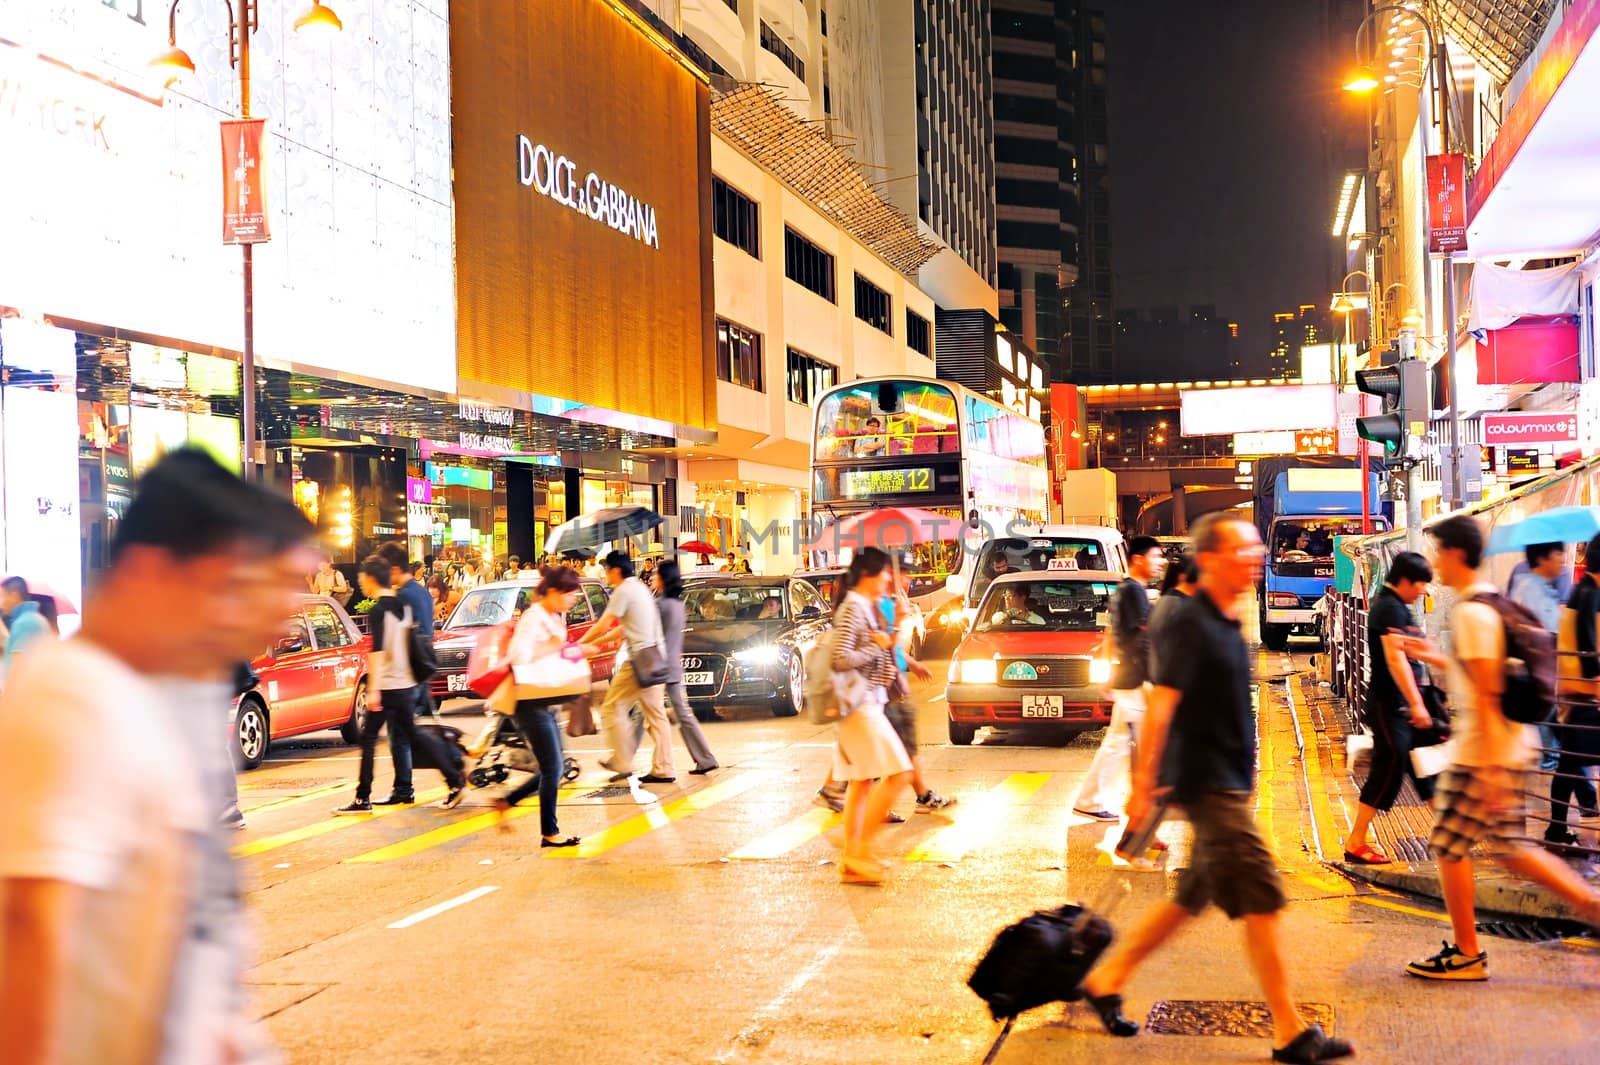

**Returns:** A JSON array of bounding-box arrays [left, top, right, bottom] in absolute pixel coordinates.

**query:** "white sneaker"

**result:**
[[1405, 941, 1488, 981]]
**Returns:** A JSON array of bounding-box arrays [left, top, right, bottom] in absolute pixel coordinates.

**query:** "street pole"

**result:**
[[239, 6, 256, 480], [1443, 254, 1462, 510]]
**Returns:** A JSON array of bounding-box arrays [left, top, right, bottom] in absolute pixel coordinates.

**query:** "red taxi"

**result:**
[[233, 594, 369, 769], [429, 578, 616, 701], [945, 567, 1116, 745]]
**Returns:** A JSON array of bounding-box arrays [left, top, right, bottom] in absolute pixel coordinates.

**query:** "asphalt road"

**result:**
[[233, 648, 1600, 1064]]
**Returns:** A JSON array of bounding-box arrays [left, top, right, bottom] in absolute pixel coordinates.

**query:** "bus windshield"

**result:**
[[813, 381, 960, 461]]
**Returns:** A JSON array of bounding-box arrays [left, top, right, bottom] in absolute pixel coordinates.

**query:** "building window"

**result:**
[[712, 176, 759, 259], [785, 347, 837, 405], [853, 273, 892, 334], [760, 21, 805, 81], [906, 310, 932, 356], [716, 318, 765, 392], [784, 227, 836, 302]]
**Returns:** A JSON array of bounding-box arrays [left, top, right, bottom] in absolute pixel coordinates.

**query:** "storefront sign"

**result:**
[[1482, 411, 1578, 445], [1503, 448, 1541, 474], [1426, 153, 1467, 254], [406, 477, 433, 504], [1232, 431, 1296, 455], [517, 135, 660, 249], [459, 431, 516, 453], [220, 118, 269, 244], [458, 400, 516, 426]]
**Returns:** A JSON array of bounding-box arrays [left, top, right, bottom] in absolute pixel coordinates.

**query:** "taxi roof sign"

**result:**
[[1046, 558, 1079, 571]]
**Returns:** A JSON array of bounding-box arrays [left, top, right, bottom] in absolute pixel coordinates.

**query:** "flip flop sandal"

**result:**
[[1342, 844, 1391, 865]]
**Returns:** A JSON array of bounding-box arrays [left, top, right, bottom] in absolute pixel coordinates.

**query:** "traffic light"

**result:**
[[1356, 359, 1428, 458]]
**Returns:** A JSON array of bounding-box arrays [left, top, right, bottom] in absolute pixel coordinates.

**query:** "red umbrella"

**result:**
[[3, 578, 78, 616], [806, 506, 970, 555], [676, 539, 719, 555]]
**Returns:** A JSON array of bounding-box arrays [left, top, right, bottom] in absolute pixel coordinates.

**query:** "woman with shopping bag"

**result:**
[[830, 547, 914, 886], [488, 566, 594, 847]]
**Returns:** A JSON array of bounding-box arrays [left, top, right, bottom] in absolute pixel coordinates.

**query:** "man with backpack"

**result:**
[[1392, 515, 1600, 979]]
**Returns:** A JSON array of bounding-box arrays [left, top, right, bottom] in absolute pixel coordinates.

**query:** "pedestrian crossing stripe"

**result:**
[[242, 780, 353, 816], [342, 782, 594, 864], [905, 772, 1052, 863], [232, 787, 448, 858], [545, 771, 766, 859], [726, 807, 841, 860]]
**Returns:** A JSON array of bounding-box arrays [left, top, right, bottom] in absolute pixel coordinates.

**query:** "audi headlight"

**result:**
[[1089, 658, 1112, 684], [958, 659, 998, 685], [733, 646, 782, 665]]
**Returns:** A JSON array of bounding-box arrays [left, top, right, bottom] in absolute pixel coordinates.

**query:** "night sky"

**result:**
[[1102, 0, 1346, 371]]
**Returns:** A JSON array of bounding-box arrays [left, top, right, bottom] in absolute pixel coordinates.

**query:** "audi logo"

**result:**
[[683, 656, 703, 670]]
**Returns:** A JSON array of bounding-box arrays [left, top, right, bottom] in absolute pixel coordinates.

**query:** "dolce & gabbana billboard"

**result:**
[[451, 0, 715, 431]]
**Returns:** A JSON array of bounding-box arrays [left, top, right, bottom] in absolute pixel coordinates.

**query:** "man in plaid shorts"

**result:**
[[1395, 515, 1600, 980]]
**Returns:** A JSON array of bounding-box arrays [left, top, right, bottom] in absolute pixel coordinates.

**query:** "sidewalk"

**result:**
[[1287, 669, 1600, 923]]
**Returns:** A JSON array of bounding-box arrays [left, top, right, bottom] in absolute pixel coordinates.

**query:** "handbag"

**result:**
[[629, 642, 671, 687], [566, 694, 598, 738], [513, 646, 590, 701], [403, 606, 438, 683], [467, 620, 516, 698]]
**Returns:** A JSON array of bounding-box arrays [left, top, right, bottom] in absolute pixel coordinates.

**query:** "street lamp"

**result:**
[[152, 0, 344, 480], [1343, 3, 1465, 510]]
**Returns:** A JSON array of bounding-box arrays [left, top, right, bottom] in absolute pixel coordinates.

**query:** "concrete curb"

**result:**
[[1333, 859, 1596, 922]]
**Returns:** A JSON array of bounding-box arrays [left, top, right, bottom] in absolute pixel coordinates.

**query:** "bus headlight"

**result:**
[[1089, 658, 1112, 684], [957, 659, 997, 685]]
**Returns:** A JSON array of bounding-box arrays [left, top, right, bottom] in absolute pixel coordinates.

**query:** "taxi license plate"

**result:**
[[684, 671, 716, 687], [1021, 695, 1064, 718], [447, 673, 471, 693]]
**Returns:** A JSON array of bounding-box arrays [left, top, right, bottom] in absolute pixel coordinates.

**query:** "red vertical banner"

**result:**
[[1426, 152, 1466, 254], [1049, 383, 1083, 476], [221, 118, 270, 245]]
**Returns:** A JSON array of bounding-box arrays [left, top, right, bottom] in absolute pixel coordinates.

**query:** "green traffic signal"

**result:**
[[1356, 412, 1403, 454]]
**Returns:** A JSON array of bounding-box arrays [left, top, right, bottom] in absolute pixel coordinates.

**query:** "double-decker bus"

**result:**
[[809, 376, 1048, 613]]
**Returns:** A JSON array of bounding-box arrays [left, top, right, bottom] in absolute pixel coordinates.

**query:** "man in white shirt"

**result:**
[[0, 448, 318, 1065], [579, 551, 677, 783], [1395, 515, 1600, 981]]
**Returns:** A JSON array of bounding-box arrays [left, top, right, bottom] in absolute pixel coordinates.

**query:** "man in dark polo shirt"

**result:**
[[1080, 513, 1353, 1065], [1342, 551, 1435, 864]]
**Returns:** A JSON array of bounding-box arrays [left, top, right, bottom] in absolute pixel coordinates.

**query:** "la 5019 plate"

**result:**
[[1021, 694, 1064, 718]]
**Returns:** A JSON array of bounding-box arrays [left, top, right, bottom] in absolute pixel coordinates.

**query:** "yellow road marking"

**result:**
[[727, 807, 841, 860], [242, 780, 353, 815], [906, 772, 1051, 863], [545, 771, 766, 859], [232, 787, 447, 858], [343, 783, 592, 864]]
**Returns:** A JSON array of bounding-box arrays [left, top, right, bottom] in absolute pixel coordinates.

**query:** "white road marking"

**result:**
[[713, 938, 848, 1063], [386, 886, 499, 930]]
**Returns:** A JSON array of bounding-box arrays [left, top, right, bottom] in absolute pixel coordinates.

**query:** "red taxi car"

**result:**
[[233, 594, 369, 769], [429, 577, 616, 701], [945, 569, 1116, 745]]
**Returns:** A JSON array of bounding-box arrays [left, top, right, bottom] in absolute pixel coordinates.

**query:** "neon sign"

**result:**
[[516, 134, 659, 249]]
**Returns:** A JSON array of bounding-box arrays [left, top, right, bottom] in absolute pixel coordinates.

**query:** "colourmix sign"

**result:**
[[1482, 411, 1578, 446]]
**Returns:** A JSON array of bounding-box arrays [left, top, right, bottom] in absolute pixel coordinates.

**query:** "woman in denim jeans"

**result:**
[[494, 566, 588, 848]]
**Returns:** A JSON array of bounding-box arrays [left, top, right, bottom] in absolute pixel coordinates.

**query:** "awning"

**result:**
[[1466, 0, 1600, 259]]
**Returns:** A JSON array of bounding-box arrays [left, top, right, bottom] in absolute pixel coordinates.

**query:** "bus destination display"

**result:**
[[839, 467, 937, 498]]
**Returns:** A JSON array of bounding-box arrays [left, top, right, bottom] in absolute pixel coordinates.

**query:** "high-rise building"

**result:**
[[1061, 3, 1115, 383], [1267, 304, 1328, 379], [1115, 304, 1239, 383], [878, 0, 998, 312], [992, 0, 1071, 375]]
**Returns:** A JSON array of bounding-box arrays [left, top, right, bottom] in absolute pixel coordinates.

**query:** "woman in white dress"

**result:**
[[830, 547, 913, 885]]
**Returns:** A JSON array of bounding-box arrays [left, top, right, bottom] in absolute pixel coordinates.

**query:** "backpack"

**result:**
[[803, 626, 842, 724], [1465, 591, 1556, 724], [403, 605, 439, 684]]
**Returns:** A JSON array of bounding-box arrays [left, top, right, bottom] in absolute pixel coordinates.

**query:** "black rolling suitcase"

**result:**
[[411, 722, 467, 774], [967, 903, 1114, 1020]]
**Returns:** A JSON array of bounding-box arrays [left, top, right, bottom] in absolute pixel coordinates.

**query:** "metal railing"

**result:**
[[1324, 589, 1600, 858]]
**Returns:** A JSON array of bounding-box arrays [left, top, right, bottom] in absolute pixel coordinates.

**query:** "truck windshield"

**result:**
[[1269, 518, 1370, 566]]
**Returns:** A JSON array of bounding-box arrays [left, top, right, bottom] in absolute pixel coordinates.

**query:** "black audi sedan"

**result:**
[[679, 576, 832, 720]]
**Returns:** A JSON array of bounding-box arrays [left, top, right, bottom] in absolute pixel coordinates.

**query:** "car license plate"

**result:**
[[1021, 695, 1064, 718], [684, 671, 715, 687], [447, 673, 470, 693]]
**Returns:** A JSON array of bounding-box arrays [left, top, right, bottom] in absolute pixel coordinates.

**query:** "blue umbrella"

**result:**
[[1485, 505, 1600, 556]]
